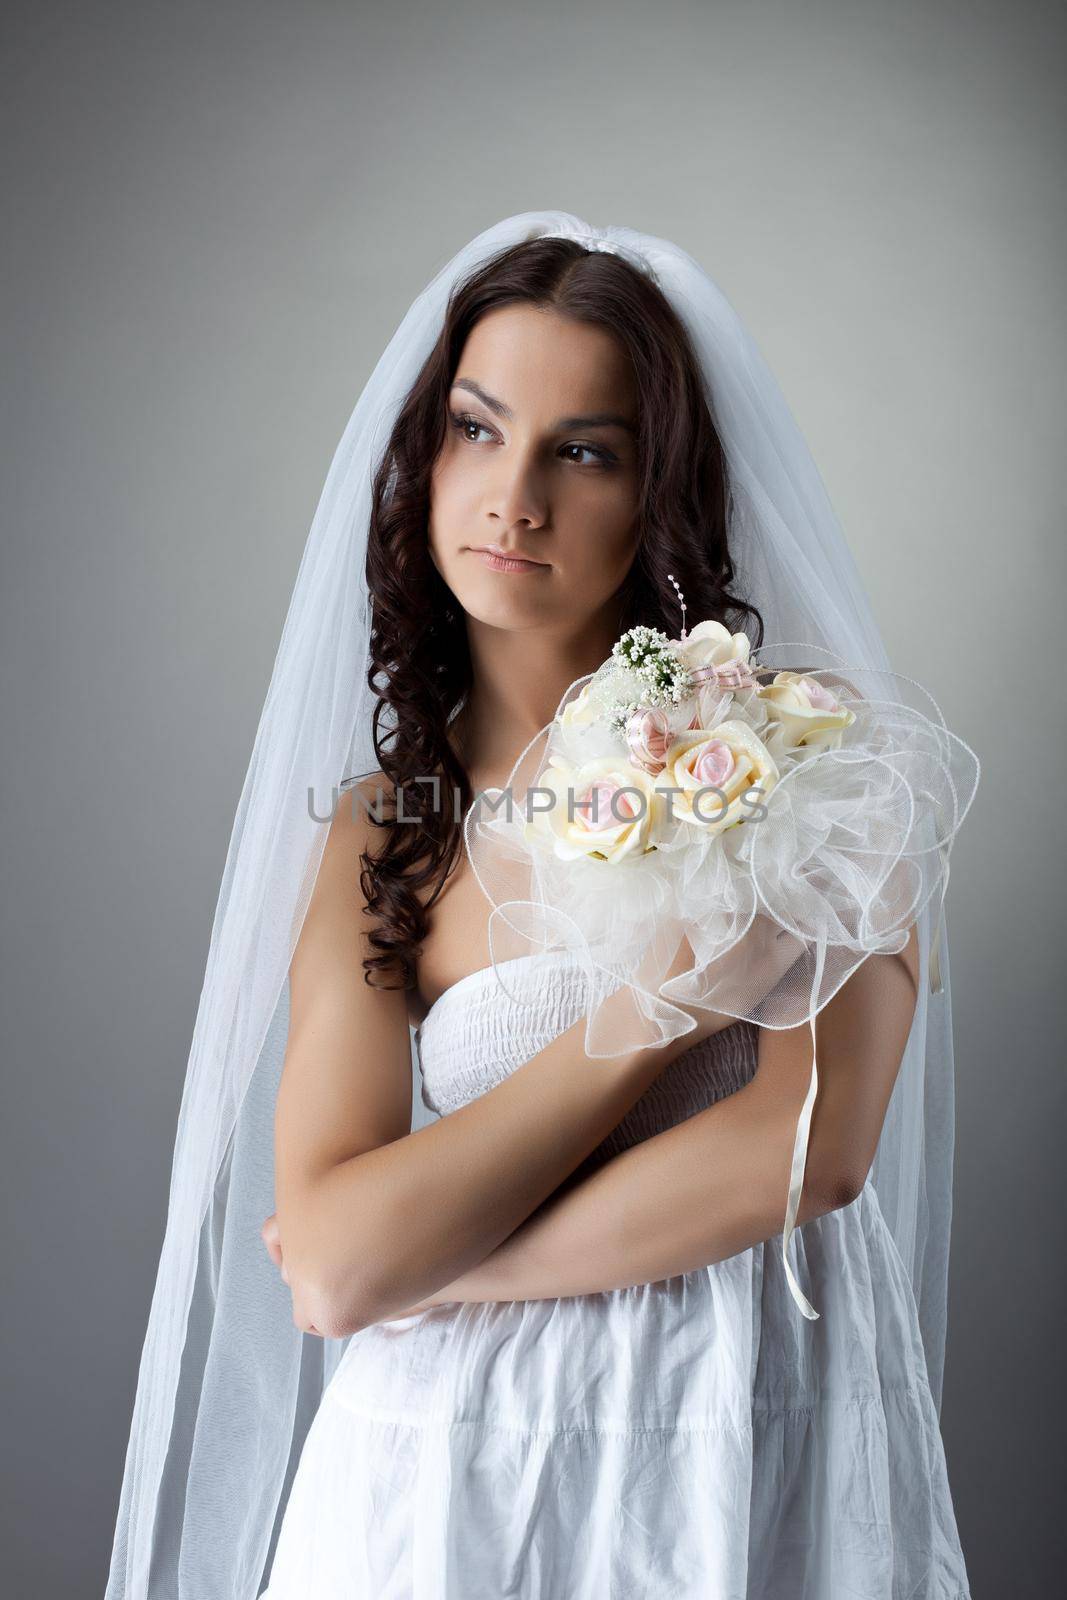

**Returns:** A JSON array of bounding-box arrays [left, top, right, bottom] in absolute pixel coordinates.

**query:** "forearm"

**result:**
[[385, 1076, 830, 1311], [313, 923, 806, 1328], [301, 986, 680, 1336], [385, 944, 920, 1314]]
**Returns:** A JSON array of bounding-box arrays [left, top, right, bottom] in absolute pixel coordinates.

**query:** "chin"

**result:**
[[456, 584, 559, 632]]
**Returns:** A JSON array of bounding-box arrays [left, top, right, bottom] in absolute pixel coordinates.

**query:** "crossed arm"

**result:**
[[382, 934, 920, 1318], [378, 1066, 823, 1318], [267, 930, 920, 1331]]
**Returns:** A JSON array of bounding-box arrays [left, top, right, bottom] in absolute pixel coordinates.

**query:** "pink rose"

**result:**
[[789, 676, 838, 711], [577, 778, 641, 833], [688, 738, 735, 789]]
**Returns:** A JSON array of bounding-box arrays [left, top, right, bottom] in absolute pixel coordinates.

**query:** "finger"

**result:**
[[261, 1218, 284, 1268]]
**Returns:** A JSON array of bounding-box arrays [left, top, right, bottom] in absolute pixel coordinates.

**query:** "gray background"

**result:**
[[2, 0, 1063, 1592]]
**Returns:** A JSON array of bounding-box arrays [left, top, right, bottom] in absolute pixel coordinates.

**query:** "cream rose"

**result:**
[[675, 619, 753, 675], [558, 681, 600, 730], [524, 755, 661, 863], [653, 719, 779, 833], [757, 670, 856, 753], [675, 620, 757, 728]]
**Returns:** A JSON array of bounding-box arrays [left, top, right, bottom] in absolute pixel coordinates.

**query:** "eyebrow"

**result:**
[[451, 377, 637, 435]]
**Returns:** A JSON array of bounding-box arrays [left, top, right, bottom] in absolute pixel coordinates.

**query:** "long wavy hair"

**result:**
[[359, 236, 764, 990]]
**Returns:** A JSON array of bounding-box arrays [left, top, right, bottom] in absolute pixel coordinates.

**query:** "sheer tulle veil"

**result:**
[[105, 211, 964, 1597]]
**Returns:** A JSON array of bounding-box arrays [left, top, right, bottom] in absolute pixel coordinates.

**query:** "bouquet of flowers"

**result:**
[[464, 611, 979, 1318], [527, 620, 857, 858], [467, 612, 978, 1040]]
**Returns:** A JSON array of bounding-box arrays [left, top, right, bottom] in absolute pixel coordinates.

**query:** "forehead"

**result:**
[[454, 304, 637, 414]]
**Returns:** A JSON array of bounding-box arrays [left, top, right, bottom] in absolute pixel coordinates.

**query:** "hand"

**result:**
[[260, 1212, 326, 1337], [260, 1211, 285, 1278], [653, 916, 803, 1060], [592, 936, 733, 1075], [711, 912, 804, 1006], [654, 932, 740, 1052]]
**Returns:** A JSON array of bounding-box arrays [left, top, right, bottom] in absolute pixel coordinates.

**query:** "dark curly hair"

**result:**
[[358, 235, 764, 991]]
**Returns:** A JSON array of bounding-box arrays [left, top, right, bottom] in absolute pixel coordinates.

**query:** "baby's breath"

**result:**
[[609, 625, 690, 712], [606, 699, 643, 735]]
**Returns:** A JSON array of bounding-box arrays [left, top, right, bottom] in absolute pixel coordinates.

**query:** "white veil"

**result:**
[[105, 211, 963, 1598]]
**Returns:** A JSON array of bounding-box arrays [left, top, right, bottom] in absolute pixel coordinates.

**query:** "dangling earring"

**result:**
[[666, 572, 700, 728], [666, 571, 688, 640]]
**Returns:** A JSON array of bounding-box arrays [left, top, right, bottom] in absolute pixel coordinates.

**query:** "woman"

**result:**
[[106, 215, 972, 1598]]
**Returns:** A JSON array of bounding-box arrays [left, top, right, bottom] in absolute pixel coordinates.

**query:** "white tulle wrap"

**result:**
[[466, 633, 979, 1320]]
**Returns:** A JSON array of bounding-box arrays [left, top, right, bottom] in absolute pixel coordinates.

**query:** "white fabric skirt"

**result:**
[[262, 1176, 971, 1599]]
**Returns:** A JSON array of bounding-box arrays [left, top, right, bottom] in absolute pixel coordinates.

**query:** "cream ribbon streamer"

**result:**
[[779, 937, 826, 1321], [781, 873, 949, 1322]]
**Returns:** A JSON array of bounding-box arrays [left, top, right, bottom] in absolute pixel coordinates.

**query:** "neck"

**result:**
[[452, 596, 627, 779]]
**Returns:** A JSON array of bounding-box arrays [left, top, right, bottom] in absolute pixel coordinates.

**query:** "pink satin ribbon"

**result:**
[[687, 659, 758, 690]]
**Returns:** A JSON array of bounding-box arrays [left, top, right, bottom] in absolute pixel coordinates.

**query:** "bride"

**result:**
[[106, 214, 973, 1598]]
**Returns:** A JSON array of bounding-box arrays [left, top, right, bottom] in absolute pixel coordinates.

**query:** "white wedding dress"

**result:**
[[261, 950, 971, 1599]]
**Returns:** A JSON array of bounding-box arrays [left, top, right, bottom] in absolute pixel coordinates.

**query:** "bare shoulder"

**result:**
[[297, 767, 400, 982], [333, 768, 395, 842]]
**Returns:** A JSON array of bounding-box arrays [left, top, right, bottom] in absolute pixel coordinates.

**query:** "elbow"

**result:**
[[310, 1224, 412, 1337], [314, 1290, 373, 1343], [810, 1158, 868, 1214], [293, 1260, 379, 1341], [805, 1106, 884, 1217], [277, 1206, 382, 1341], [278, 1167, 425, 1338], [801, 1129, 871, 1215]]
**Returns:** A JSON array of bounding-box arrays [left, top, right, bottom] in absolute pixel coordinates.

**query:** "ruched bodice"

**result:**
[[414, 950, 760, 1171]]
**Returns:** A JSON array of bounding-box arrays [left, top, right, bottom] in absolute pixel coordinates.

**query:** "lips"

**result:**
[[471, 545, 550, 572]]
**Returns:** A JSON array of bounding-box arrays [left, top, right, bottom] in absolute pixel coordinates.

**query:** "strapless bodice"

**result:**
[[413, 951, 760, 1177]]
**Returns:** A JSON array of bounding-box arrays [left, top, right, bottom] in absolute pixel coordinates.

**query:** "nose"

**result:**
[[485, 449, 549, 536]]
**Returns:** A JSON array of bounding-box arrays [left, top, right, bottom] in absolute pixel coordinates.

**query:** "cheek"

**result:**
[[428, 444, 489, 537], [566, 501, 641, 586], [427, 457, 467, 569]]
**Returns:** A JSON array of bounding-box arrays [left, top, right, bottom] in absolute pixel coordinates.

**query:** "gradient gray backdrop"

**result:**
[[3, 1, 1063, 1592]]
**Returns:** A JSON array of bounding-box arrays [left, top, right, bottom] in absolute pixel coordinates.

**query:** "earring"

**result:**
[[666, 572, 688, 640]]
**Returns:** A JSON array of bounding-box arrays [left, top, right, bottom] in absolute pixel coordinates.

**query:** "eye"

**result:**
[[450, 410, 495, 445], [450, 411, 617, 469], [561, 441, 615, 467]]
